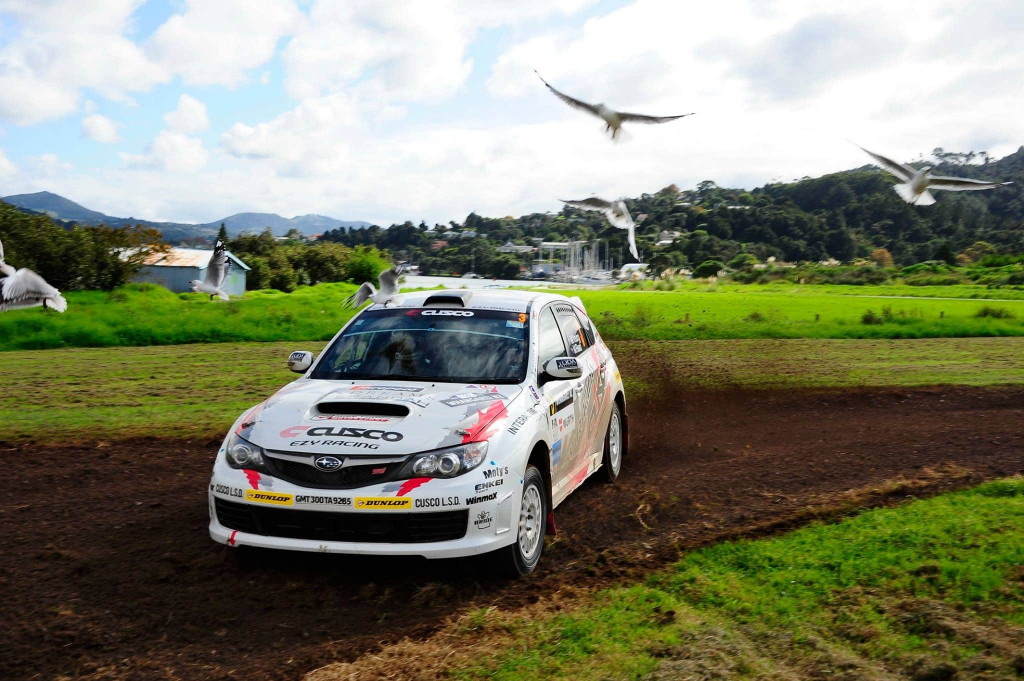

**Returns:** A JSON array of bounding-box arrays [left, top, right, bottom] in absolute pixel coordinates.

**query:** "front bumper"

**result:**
[[208, 460, 520, 559]]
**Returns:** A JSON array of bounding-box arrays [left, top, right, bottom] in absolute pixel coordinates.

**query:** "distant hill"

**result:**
[[0, 191, 370, 243], [199, 212, 369, 235], [3, 191, 111, 224]]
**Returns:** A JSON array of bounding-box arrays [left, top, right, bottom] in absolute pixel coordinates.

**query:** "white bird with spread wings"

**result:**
[[0, 237, 68, 312], [535, 70, 693, 141], [561, 198, 639, 261], [345, 265, 405, 308], [857, 145, 1013, 206], [190, 240, 231, 300]]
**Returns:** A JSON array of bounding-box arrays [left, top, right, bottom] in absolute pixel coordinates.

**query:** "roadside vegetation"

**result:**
[[430, 478, 1024, 681], [3, 336, 1023, 444], [3, 281, 1024, 351]]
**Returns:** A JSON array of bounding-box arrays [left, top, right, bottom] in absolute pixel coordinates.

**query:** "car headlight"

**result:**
[[397, 442, 488, 479], [224, 432, 267, 470]]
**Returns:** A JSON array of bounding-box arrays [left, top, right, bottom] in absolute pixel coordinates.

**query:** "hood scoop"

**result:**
[[316, 401, 411, 418]]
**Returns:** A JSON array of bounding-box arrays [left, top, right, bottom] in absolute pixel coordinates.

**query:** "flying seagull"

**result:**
[[344, 265, 404, 308], [561, 198, 639, 261], [190, 240, 231, 300], [535, 70, 693, 141], [857, 145, 1013, 206], [0, 237, 68, 313]]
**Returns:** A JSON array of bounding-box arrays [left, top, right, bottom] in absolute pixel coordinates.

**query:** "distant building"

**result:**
[[132, 246, 251, 296], [498, 241, 535, 254], [656, 230, 681, 247], [617, 263, 648, 280]]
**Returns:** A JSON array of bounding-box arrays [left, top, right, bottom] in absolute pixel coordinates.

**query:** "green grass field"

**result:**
[[2, 337, 1022, 444], [2, 281, 1024, 351], [620, 279, 1024, 301], [446, 478, 1024, 681], [582, 285, 1024, 341]]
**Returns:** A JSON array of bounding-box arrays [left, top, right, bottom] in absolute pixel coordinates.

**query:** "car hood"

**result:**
[[239, 379, 523, 455]]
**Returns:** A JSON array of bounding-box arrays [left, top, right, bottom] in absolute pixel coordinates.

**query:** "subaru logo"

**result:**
[[314, 456, 343, 472]]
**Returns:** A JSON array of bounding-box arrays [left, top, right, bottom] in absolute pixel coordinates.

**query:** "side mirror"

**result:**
[[543, 356, 582, 380], [288, 350, 314, 373]]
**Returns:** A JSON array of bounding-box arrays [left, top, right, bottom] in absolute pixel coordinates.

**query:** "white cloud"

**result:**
[[146, 0, 302, 88], [163, 94, 209, 135], [0, 146, 16, 178], [121, 130, 208, 173], [81, 114, 121, 143], [282, 0, 596, 103], [0, 0, 166, 125], [718, 12, 906, 100], [0, 0, 300, 126], [221, 92, 359, 167], [28, 152, 73, 175]]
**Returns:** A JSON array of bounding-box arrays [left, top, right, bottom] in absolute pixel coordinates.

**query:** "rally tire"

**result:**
[[490, 465, 548, 578], [599, 402, 624, 483]]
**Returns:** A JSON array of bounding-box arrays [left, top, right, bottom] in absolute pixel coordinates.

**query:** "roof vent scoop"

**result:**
[[423, 292, 471, 307]]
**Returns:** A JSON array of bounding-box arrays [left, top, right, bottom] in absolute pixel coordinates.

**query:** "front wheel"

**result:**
[[489, 465, 548, 578], [599, 402, 624, 483]]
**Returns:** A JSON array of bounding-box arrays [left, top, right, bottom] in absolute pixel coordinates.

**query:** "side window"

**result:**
[[555, 310, 588, 357], [575, 310, 596, 347], [537, 307, 567, 370]]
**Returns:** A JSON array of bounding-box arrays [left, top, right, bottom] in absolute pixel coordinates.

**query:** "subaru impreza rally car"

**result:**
[[208, 289, 626, 575]]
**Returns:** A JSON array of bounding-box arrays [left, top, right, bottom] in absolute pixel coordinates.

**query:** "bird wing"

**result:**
[[561, 197, 613, 211], [1, 268, 61, 305], [205, 240, 230, 289], [928, 176, 1012, 192], [606, 201, 635, 230], [0, 237, 14, 277], [617, 111, 694, 124], [534, 70, 600, 117], [344, 282, 376, 308], [377, 267, 402, 297], [627, 226, 639, 261], [857, 146, 915, 182]]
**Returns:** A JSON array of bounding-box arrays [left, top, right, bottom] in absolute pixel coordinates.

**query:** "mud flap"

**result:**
[[546, 511, 557, 535], [495, 491, 514, 535]]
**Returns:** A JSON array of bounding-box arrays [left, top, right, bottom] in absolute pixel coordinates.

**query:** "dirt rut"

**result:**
[[2, 385, 1022, 680]]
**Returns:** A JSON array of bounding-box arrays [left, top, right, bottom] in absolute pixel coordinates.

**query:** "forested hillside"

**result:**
[[321, 147, 1024, 273], [0, 200, 166, 291]]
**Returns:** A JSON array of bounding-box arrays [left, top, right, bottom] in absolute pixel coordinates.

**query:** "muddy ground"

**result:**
[[2, 384, 1022, 681]]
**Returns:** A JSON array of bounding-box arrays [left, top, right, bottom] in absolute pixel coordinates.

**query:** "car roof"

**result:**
[[369, 289, 581, 314]]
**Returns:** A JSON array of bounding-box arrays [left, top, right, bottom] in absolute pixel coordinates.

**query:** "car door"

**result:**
[[569, 308, 614, 462], [550, 302, 599, 495], [537, 305, 581, 504]]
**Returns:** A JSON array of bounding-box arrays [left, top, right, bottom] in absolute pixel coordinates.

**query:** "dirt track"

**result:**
[[2, 384, 1023, 681]]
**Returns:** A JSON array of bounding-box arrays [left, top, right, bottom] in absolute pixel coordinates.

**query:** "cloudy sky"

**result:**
[[1, 0, 1021, 225]]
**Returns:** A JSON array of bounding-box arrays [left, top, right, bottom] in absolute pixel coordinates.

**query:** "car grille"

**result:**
[[265, 455, 402, 489], [214, 498, 468, 543]]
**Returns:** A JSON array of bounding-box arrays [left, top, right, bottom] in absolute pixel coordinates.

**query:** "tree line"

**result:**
[[0, 200, 167, 291], [321, 147, 1024, 275]]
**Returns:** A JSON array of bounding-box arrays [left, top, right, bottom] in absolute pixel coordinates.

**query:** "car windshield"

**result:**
[[310, 307, 529, 383]]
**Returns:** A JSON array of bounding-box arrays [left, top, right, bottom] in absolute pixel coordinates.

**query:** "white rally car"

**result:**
[[208, 290, 626, 576]]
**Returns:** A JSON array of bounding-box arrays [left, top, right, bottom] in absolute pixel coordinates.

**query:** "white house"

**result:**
[[132, 246, 251, 296]]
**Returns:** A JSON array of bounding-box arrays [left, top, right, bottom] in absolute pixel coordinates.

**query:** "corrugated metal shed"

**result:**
[[132, 247, 251, 297]]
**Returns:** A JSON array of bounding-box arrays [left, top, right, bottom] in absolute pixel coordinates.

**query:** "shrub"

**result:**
[[693, 260, 725, 279], [975, 306, 1014, 319], [631, 304, 654, 328], [862, 309, 884, 325]]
